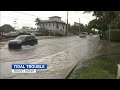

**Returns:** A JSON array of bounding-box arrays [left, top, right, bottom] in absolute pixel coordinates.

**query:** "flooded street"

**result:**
[[0, 35, 100, 79]]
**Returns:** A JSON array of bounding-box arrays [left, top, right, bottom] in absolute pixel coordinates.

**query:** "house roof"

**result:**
[[49, 16, 61, 18], [40, 20, 66, 24]]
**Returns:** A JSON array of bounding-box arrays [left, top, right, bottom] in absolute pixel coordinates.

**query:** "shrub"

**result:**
[[55, 33, 64, 36], [19, 32, 31, 35], [48, 32, 54, 36], [35, 33, 41, 36], [38, 28, 49, 36], [106, 29, 120, 41]]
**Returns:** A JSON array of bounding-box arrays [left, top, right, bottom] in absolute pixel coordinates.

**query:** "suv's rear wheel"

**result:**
[[35, 40, 38, 45], [30, 42, 34, 46], [18, 44, 22, 48]]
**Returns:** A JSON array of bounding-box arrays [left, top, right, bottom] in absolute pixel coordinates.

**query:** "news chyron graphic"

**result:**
[[12, 64, 47, 73]]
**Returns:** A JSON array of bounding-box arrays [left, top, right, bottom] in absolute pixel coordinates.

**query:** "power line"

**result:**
[[1, 16, 35, 22], [2, 11, 48, 21], [2, 12, 37, 21], [1, 16, 37, 28], [2, 11, 21, 17], [11, 11, 48, 19], [12, 11, 39, 17]]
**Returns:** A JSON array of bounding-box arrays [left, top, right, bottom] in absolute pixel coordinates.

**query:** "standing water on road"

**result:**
[[0, 36, 100, 79]]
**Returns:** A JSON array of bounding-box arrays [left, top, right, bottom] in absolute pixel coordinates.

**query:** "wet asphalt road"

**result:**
[[0, 35, 100, 79]]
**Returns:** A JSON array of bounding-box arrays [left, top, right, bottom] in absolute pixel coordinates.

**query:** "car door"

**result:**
[[24, 36, 31, 45], [31, 36, 36, 44], [29, 36, 34, 45]]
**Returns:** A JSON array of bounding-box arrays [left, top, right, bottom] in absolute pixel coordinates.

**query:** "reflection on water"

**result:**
[[1, 44, 38, 61], [8, 48, 22, 52], [0, 36, 100, 79]]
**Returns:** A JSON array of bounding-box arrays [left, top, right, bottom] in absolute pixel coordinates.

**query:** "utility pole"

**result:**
[[108, 25, 111, 57], [79, 18, 80, 35], [0, 11, 2, 37], [66, 11, 68, 36]]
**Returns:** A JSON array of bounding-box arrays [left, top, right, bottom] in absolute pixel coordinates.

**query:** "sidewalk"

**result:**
[[73, 40, 120, 79]]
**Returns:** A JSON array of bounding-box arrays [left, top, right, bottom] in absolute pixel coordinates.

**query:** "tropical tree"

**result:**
[[69, 23, 90, 35], [38, 27, 49, 36], [84, 11, 120, 39], [0, 27, 3, 37], [69, 25, 79, 35], [35, 18, 41, 26], [110, 15, 120, 29]]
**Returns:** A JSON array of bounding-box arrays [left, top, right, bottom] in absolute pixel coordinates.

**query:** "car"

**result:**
[[8, 35, 38, 49], [79, 32, 86, 38], [90, 33, 93, 36]]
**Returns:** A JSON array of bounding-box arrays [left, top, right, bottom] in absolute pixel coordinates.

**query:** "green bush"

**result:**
[[55, 32, 64, 36], [106, 29, 120, 41], [48, 32, 55, 36], [35, 33, 41, 36]]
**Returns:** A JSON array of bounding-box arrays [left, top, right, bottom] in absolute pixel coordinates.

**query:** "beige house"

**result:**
[[37, 16, 67, 35]]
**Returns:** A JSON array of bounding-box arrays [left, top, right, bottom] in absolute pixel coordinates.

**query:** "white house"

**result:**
[[37, 16, 67, 35]]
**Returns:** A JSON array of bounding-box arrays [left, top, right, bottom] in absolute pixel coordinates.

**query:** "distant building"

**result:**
[[37, 16, 67, 35], [74, 22, 80, 26], [19, 26, 38, 33]]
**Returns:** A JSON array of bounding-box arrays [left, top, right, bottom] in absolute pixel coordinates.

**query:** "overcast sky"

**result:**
[[0, 11, 95, 29]]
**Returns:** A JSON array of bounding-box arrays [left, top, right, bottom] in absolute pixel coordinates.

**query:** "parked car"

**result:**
[[90, 33, 93, 36], [3, 32, 19, 38], [8, 35, 38, 49], [79, 32, 86, 38]]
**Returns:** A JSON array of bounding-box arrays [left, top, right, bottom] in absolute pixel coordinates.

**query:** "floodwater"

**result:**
[[0, 35, 100, 79]]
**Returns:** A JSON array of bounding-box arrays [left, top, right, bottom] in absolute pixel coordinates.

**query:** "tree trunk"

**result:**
[[101, 31, 107, 40]]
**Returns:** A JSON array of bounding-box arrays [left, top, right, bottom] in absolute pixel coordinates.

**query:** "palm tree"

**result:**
[[84, 11, 120, 39], [35, 18, 41, 26]]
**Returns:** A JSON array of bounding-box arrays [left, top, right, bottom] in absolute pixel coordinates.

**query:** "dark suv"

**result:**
[[8, 35, 38, 49]]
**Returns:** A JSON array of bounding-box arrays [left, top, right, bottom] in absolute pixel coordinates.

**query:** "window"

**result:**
[[46, 24, 47, 25], [31, 36, 35, 39], [53, 23, 54, 26], [26, 36, 31, 40], [56, 23, 59, 28], [16, 35, 26, 41], [63, 25, 64, 29], [43, 24, 44, 27], [49, 23, 51, 27]]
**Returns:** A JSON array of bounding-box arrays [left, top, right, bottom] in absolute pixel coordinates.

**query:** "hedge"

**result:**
[[19, 32, 31, 35], [106, 29, 120, 41]]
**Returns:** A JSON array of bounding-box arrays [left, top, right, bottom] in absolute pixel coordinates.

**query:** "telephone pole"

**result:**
[[79, 18, 80, 34], [66, 11, 68, 36]]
